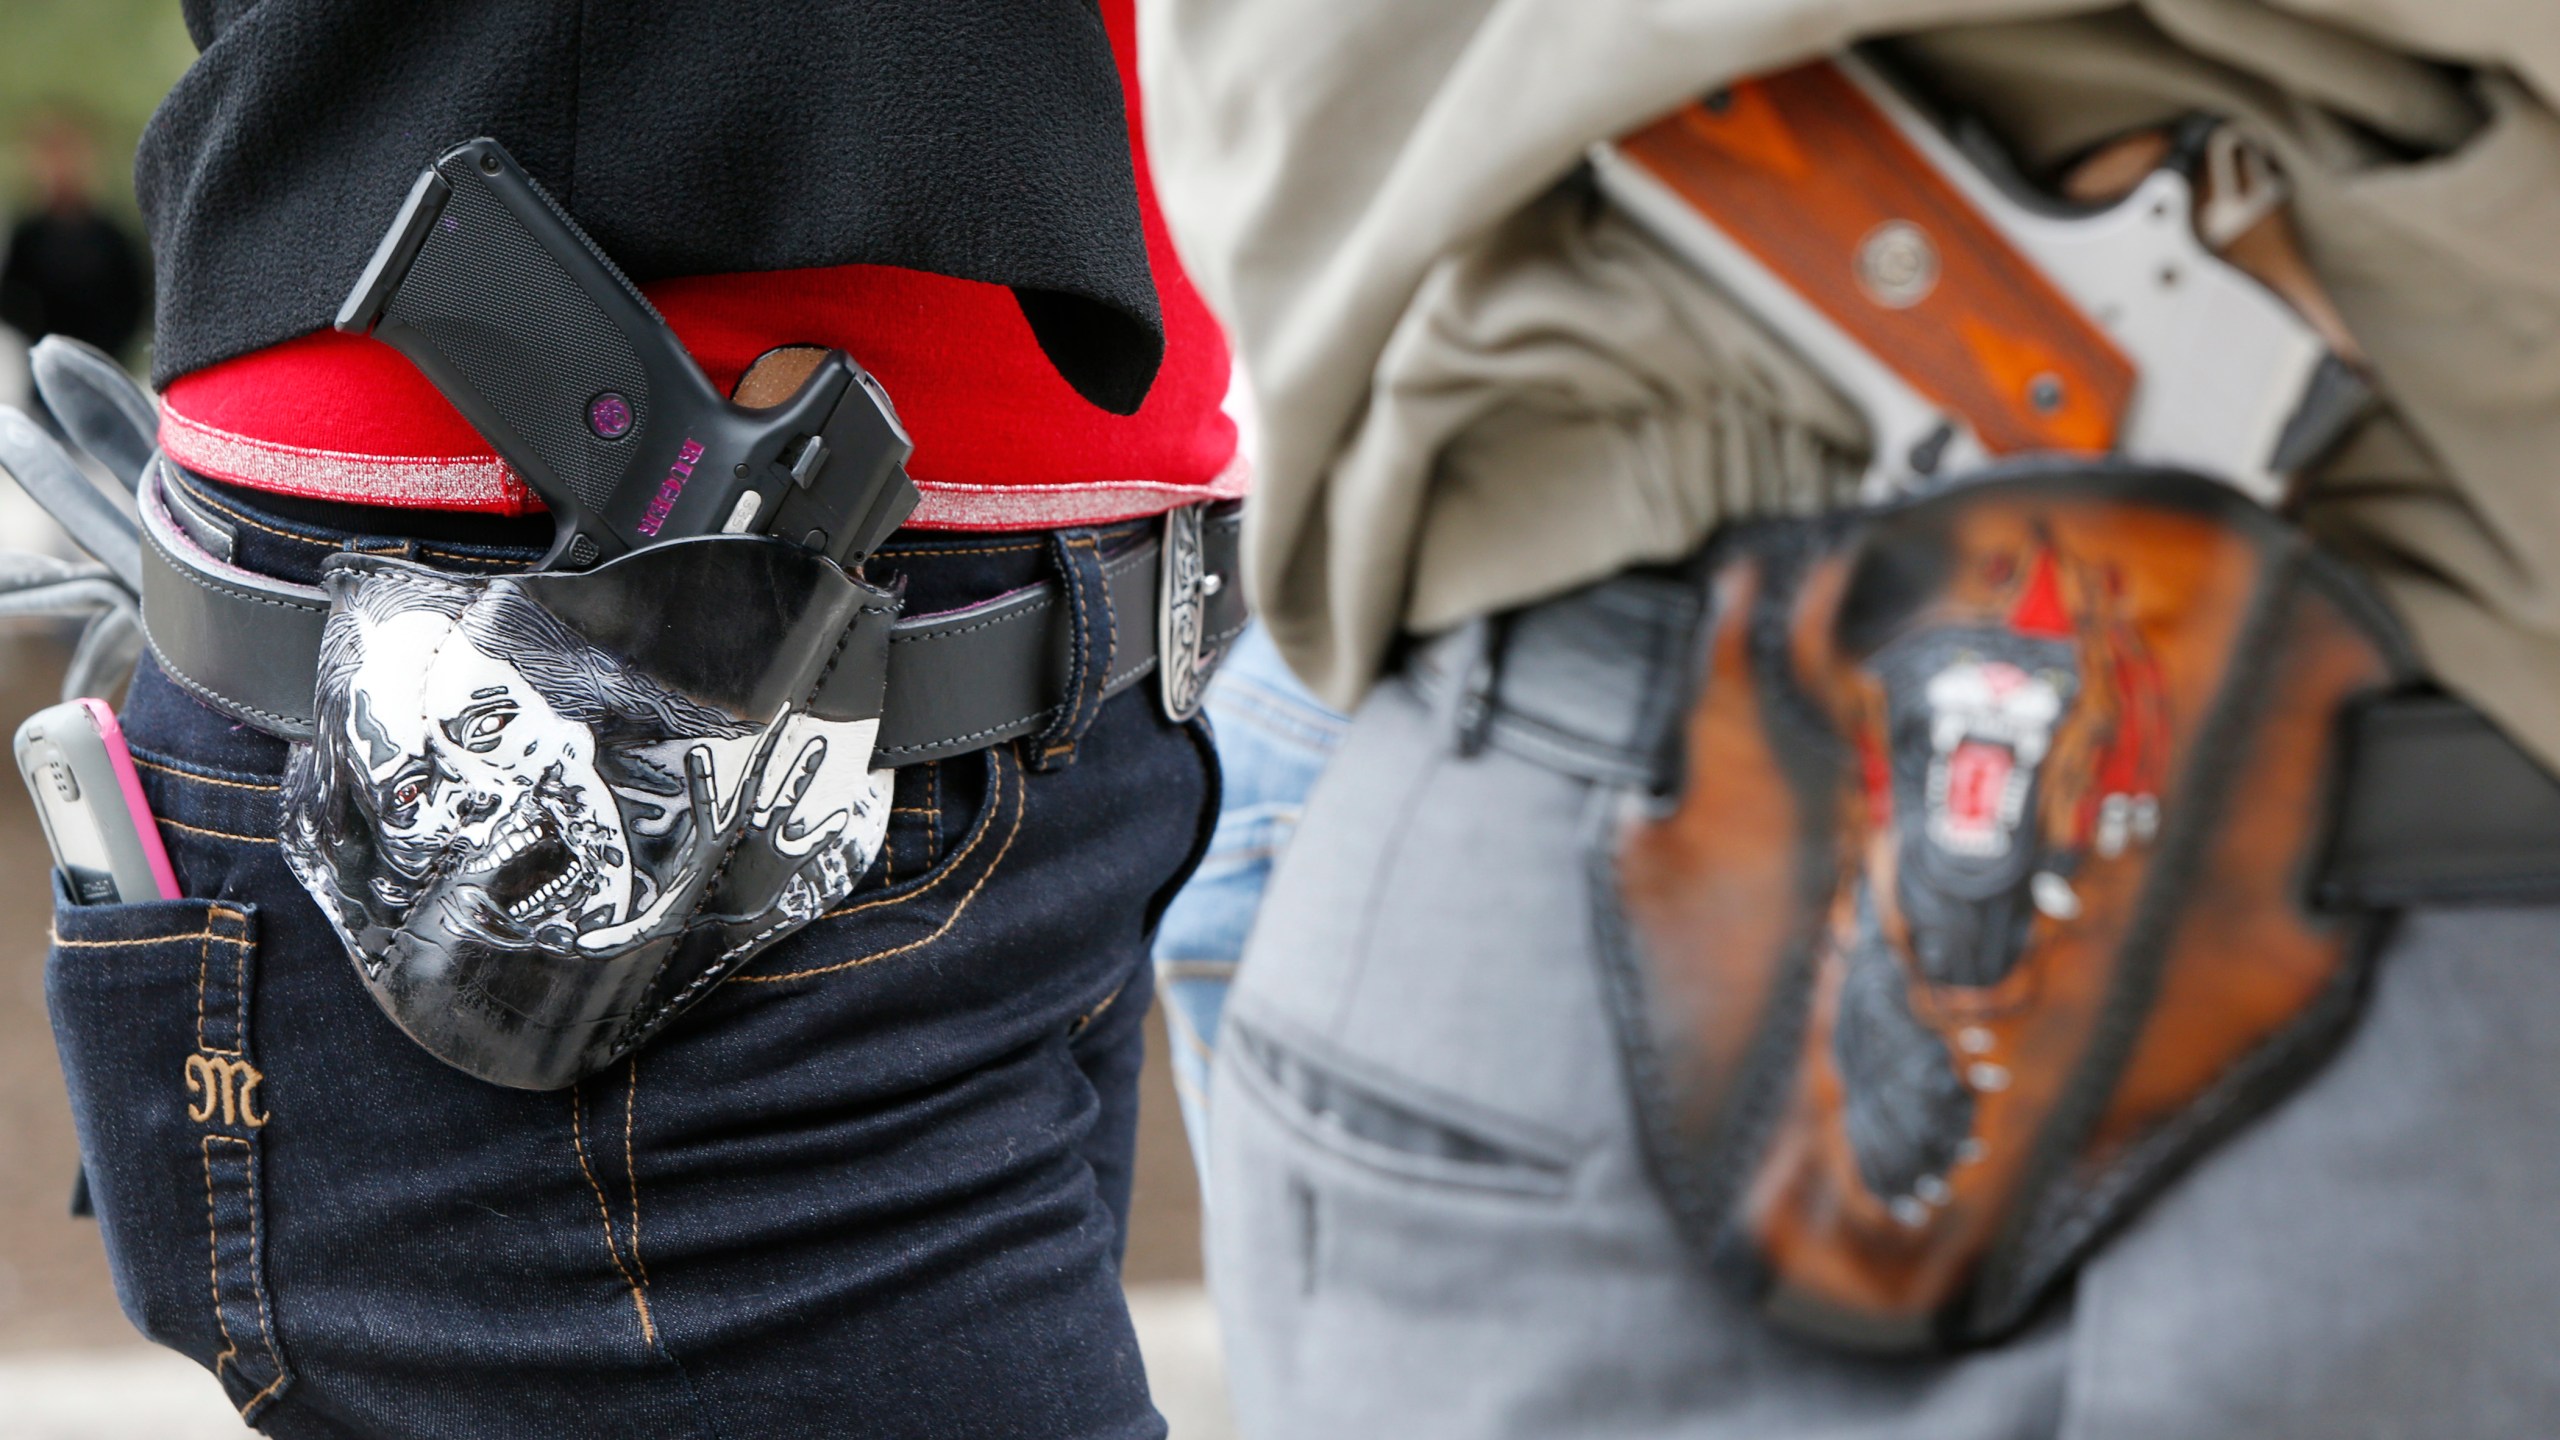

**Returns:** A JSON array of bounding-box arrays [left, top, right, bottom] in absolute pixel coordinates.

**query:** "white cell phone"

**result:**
[[15, 698, 180, 905]]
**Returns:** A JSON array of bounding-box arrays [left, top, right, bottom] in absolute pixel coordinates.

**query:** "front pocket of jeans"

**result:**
[[45, 883, 293, 1422], [1221, 1015, 1574, 1199], [731, 744, 1018, 987]]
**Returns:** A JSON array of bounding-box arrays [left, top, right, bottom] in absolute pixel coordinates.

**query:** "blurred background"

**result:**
[[0, 5, 1231, 1434], [0, 0, 187, 383]]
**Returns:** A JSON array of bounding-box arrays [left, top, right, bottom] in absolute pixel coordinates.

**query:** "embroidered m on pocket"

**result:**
[[47, 895, 295, 1423]]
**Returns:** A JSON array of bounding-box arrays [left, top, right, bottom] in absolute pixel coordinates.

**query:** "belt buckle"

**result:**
[[1158, 504, 1215, 722]]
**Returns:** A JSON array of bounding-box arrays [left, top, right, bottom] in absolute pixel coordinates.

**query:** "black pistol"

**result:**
[[336, 137, 918, 573]]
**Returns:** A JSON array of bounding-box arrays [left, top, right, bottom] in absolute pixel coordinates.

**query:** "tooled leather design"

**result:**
[[1603, 471, 2415, 1352]]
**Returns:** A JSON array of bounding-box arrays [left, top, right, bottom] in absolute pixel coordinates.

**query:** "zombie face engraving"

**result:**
[[280, 553, 891, 1087], [343, 609, 640, 941]]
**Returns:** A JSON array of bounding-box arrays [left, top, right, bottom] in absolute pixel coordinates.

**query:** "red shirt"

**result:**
[[157, 0, 1240, 531]]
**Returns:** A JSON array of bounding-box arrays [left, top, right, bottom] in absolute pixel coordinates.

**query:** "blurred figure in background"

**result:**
[[1145, 2, 2560, 1437], [0, 109, 147, 369], [1151, 624, 1344, 1191]]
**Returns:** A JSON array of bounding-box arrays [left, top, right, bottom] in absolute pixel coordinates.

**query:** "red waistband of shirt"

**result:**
[[161, 0, 1242, 532], [160, 260, 1246, 531]]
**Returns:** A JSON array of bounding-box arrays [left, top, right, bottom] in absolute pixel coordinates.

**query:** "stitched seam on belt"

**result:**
[[876, 711, 1048, 757], [880, 540, 1163, 744], [884, 663, 1159, 757], [149, 540, 325, 615], [884, 541, 1148, 647], [148, 643, 306, 732], [147, 522, 1183, 750], [144, 525, 322, 732], [1104, 656, 1156, 695], [805, 600, 894, 706], [890, 603, 1047, 645], [1096, 541, 1166, 690], [1103, 542, 1154, 580]]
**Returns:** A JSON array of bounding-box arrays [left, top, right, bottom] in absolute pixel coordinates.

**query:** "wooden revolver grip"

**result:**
[[1616, 62, 2133, 457]]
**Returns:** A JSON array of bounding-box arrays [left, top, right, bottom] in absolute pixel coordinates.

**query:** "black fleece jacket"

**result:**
[[137, 0, 1163, 413]]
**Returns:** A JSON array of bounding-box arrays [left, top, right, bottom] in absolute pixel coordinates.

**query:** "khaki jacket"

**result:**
[[1141, 0, 2560, 767]]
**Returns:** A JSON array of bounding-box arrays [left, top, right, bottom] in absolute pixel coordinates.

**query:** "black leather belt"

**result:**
[[137, 460, 1247, 763], [2322, 694, 2560, 908], [1408, 572, 2560, 910]]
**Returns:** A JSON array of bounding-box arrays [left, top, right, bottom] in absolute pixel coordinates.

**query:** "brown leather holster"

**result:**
[[1593, 467, 2419, 1352]]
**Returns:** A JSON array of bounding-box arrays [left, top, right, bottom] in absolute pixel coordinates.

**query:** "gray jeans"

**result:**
[[1206, 586, 2560, 1439]]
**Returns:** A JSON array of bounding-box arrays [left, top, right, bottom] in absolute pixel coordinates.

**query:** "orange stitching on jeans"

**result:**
[[236, 1371, 288, 1418], [128, 755, 280, 792], [572, 1083, 657, 1346], [1167, 1005, 1218, 1065], [190, 905, 248, 1056], [232, 1136, 284, 1410], [623, 1058, 648, 1287], [173, 479, 329, 547], [48, 929, 249, 949], [202, 1135, 240, 1380], [858, 757, 995, 920], [196, 919, 212, 1054], [885, 540, 1042, 557], [1068, 980, 1127, 1037], [732, 754, 1027, 983], [159, 816, 279, 845], [801, 753, 1010, 926], [229, 908, 249, 1058], [413, 542, 534, 567], [183, 473, 532, 573], [199, 1134, 285, 1413], [927, 763, 943, 867]]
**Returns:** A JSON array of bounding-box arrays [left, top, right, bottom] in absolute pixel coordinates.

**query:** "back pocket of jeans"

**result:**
[[45, 882, 293, 1422]]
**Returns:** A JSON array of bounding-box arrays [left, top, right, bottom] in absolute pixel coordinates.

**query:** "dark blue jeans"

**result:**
[[46, 476, 1214, 1437]]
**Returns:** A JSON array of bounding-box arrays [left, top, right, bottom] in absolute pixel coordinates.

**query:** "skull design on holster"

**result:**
[[281, 536, 895, 1089]]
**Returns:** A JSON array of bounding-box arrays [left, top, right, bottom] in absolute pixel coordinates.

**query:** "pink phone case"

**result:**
[[76, 697, 181, 902]]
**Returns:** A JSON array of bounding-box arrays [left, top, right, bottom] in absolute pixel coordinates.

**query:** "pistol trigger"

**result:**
[[786, 435, 828, 489]]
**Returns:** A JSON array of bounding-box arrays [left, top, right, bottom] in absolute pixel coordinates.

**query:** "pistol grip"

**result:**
[[339, 140, 708, 568]]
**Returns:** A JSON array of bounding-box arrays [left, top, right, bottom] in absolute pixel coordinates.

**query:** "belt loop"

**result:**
[[1025, 527, 1117, 773], [1436, 614, 1507, 759]]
